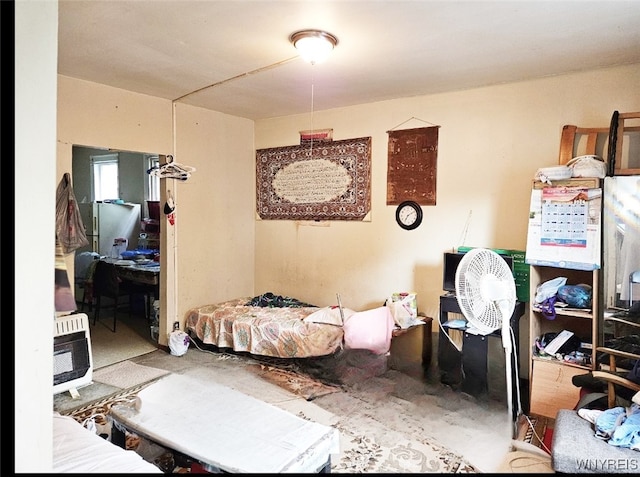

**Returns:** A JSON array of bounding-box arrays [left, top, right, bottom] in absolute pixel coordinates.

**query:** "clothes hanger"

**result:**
[[147, 155, 196, 180]]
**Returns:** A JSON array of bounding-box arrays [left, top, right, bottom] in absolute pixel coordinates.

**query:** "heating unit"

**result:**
[[53, 313, 93, 397]]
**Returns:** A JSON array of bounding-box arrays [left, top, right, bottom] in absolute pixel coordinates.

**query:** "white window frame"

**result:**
[[91, 154, 119, 201], [147, 155, 160, 201]]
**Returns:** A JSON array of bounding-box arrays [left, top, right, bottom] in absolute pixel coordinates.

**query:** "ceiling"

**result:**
[[58, 1, 640, 121]]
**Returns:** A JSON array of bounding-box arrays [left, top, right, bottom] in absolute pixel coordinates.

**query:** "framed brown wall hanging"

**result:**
[[386, 126, 439, 206], [256, 137, 371, 221]]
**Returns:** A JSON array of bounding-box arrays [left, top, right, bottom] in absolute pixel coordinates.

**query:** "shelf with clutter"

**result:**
[[140, 200, 160, 250]]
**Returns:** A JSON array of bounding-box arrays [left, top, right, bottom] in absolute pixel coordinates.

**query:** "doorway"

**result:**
[[72, 145, 161, 368]]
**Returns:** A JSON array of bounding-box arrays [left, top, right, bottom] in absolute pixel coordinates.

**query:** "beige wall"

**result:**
[[171, 102, 257, 311], [56, 77, 256, 342], [54, 67, 640, 393], [254, 64, 640, 324], [16, 1, 58, 471]]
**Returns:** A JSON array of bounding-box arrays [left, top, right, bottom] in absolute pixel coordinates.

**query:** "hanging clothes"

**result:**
[[55, 238, 77, 313], [55, 172, 89, 253]]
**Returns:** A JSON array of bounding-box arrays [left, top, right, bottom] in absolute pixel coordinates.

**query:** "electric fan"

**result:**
[[454, 248, 518, 421]]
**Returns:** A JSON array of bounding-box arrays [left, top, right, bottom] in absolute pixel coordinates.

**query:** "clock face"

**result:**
[[396, 201, 423, 230]]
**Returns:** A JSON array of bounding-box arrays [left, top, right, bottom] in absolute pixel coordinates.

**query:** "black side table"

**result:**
[[438, 293, 526, 418]]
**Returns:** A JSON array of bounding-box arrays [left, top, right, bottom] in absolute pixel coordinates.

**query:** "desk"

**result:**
[[107, 259, 160, 319], [438, 293, 525, 417], [114, 262, 160, 288], [110, 374, 339, 473]]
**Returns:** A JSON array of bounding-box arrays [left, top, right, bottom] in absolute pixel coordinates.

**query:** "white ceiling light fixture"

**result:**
[[290, 29, 339, 65]]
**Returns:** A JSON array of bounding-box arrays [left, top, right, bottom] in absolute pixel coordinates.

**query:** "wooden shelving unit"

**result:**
[[527, 178, 603, 419]]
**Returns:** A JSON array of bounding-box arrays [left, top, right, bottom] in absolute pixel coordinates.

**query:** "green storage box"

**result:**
[[457, 246, 530, 303]]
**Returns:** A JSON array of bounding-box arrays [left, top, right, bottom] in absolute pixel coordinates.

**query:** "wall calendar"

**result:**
[[525, 186, 602, 271]]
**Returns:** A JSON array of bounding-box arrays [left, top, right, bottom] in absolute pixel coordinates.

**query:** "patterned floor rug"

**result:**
[[248, 363, 342, 401], [59, 384, 148, 445], [326, 416, 476, 473]]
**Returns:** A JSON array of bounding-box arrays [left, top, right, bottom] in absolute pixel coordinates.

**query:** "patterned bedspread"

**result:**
[[185, 297, 344, 358]]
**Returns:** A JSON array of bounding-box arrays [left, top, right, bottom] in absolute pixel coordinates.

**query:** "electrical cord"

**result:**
[[437, 313, 464, 353]]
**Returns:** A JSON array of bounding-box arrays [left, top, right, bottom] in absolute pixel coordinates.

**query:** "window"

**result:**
[[147, 155, 160, 201], [91, 154, 119, 201]]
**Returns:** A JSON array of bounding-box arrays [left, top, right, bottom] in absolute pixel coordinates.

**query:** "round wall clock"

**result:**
[[395, 201, 423, 230]]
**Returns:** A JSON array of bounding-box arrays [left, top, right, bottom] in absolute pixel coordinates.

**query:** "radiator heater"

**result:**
[[53, 313, 93, 397]]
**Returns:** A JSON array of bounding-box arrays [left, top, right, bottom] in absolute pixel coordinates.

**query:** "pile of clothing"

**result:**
[[578, 403, 640, 450]]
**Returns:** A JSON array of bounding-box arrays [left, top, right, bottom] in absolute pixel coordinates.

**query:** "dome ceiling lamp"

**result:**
[[289, 29, 339, 65], [289, 29, 339, 157]]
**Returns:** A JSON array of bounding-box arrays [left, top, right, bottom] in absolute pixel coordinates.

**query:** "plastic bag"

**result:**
[[55, 172, 90, 253], [557, 284, 592, 308], [168, 330, 190, 356], [534, 276, 567, 304], [534, 166, 572, 185], [387, 292, 420, 329], [566, 155, 606, 179]]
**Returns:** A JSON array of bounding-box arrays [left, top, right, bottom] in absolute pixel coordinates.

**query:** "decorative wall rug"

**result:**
[[387, 126, 439, 205], [256, 136, 371, 221], [249, 363, 342, 401]]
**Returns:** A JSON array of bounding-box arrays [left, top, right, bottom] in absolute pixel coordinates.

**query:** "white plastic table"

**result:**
[[110, 373, 339, 473]]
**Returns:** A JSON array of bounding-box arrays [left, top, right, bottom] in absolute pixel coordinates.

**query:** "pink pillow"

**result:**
[[343, 307, 394, 355]]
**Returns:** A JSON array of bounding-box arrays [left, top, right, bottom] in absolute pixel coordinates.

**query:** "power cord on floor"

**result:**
[[507, 326, 551, 455], [183, 332, 239, 360]]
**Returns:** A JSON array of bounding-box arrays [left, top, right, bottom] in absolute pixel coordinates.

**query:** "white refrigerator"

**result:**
[[77, 202, 141, 257]]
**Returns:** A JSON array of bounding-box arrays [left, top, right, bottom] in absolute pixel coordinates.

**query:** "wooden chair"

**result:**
[[592, 315, 640, 408], [558, 113, 640, 173], [92, 260, 136, 332], [551, 314, 640, 472], [558, 124, 609, 165]]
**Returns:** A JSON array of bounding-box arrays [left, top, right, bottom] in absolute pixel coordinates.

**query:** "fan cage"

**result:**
[[455, 248, 516, 333]]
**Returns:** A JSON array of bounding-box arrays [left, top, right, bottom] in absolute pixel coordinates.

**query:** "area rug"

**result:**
[[60, 383, 146, 425], [92, 361, 169, 389], [53, 361, 169, 414], [292, 407, 477, 473], [334, 422, 476, 473], [90, 319, 158, 370], [248, 363, 342, 401]]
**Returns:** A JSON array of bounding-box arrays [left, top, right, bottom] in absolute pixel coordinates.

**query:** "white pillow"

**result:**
[[303, 306, 355, 326]]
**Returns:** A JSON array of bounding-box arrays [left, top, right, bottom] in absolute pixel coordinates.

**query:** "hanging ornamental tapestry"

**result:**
[[256, 137, 372, 221], [386, 126, 439, 205]]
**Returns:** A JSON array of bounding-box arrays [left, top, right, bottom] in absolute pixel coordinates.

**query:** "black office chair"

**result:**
[[92, 260, 137, 332], [74, 251, 99, 311]]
